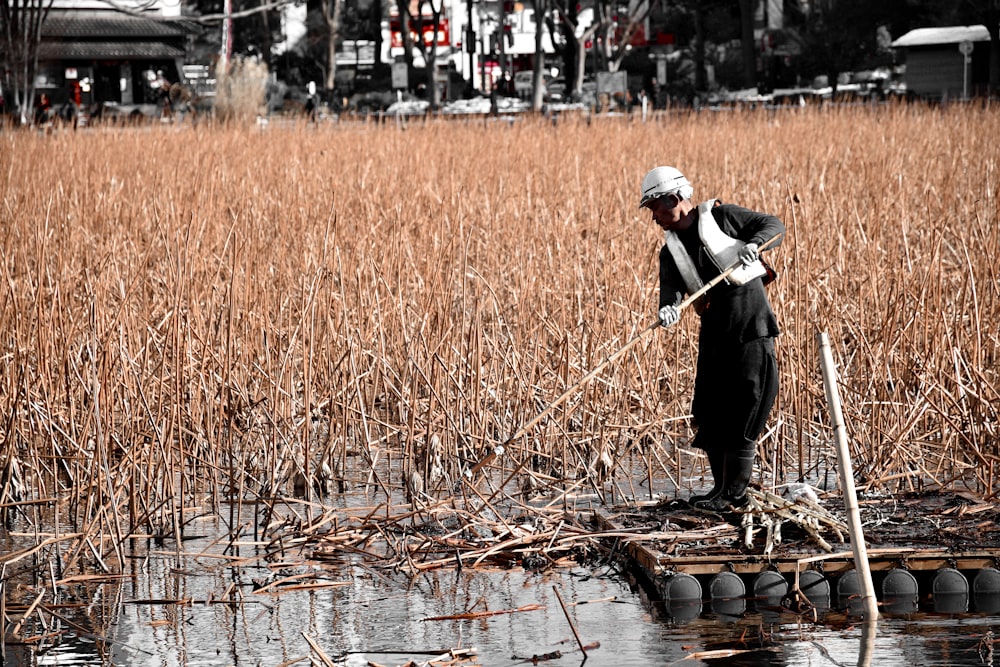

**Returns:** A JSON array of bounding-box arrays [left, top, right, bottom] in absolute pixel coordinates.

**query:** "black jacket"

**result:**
[[658, 201, 785, 344]]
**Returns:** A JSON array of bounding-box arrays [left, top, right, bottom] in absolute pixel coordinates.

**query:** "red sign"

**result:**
[[390, 17, 450, 48], [614, 23, 647, 47]]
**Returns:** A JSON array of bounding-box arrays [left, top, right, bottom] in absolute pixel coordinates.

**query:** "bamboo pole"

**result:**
[[858, 619, 878, 667], [816, 331, 878, 620]]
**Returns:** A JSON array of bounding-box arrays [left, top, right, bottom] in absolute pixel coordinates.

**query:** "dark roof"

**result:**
[[38, 40, 186, 59], [42, 9, 189, 39]]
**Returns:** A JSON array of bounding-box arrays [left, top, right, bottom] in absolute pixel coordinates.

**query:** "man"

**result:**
[[640, 166, 785, 511]]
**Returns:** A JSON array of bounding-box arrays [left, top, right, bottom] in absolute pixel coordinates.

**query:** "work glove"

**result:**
[[738, 242, 760, 266], [658, 305, 680, 328]]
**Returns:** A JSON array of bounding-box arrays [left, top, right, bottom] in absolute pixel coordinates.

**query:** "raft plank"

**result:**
[[593, 508, 1000, 577]]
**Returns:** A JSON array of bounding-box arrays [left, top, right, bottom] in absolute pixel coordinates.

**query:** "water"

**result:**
[[6, 480, 999, 667], [14, 533, 1000, 667]]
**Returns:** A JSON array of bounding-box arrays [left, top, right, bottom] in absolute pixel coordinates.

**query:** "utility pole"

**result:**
[[498, 0, 507, 93], [960, 40, 973, 100], [467, 0, 475, 89], [220, 0, 233, 74], [480, 27, 486, 90]]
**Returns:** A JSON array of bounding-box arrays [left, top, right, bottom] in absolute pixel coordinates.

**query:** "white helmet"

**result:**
[[639, 166, 692, 208]]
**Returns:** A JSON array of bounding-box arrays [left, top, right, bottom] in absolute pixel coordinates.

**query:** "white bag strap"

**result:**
[[664, 230, 704, 295], [697, 200, 767, 286]]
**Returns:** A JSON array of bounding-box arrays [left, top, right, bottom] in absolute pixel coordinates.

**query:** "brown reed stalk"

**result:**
[[0, 104, 996, 590]]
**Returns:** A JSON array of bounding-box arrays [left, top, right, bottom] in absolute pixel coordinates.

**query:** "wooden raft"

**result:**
[[593, 488, 1000, 578]]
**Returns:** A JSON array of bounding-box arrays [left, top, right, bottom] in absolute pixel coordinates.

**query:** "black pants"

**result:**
[[690, 336, 778, 459]]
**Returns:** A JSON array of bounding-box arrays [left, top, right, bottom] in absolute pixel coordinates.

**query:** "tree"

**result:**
[[735, 0, 756, 88], [186, 0, 287, 65], [529, 0, 548, 110], [396, 0, 445, 108], [596, 0, 661, 74], [796, 0, 916, 93], [0, 0, 54, 124], [564, 4, 600, 96], [545, 0, 587, 96], [320, 0, 344, 90]]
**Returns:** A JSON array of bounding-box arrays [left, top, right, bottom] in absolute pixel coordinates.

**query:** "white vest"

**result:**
[[664, 199, 768, 295]]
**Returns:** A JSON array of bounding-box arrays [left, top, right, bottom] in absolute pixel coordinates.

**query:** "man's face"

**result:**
[[646, 193, 690, 231]]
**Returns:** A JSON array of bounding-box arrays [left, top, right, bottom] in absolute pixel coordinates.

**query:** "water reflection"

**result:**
[[8, 518, 1000, 667], [18, 565, 1000, 667], [106, 559, 668, 666]]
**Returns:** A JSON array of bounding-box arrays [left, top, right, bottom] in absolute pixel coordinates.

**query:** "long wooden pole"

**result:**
[[466, 233, 782, 479], [817, 331, 879, 620]]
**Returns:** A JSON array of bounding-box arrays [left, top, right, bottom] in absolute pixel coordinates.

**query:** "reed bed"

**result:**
[[0, 103, 998, 595]]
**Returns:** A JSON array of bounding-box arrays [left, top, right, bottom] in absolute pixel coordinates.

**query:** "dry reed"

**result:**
[[0, 103, 998, 595], [213, 58, 269, 123]]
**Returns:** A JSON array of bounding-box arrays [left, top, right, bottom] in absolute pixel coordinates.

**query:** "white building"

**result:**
[[376, 0, 557, 89]]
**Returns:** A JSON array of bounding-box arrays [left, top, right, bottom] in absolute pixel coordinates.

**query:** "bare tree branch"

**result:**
[[0, 0, 55, 123], [90, 0, 295, 23]]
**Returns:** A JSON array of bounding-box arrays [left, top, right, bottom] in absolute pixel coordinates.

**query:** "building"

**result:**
[[35, 1, 194, 113], [378, 0, 558, 92], [891, 25, 990, 99]]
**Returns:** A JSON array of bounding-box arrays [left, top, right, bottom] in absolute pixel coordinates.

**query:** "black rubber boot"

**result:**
[[694, 450, 754, 512], [695, 492, 749, 512], [724, 450, 755, 503], [689, 450, 725, 504]]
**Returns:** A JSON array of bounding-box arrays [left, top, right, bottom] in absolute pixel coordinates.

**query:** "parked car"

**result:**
[[545, 77, 566, 101], [544, 76, 599, 106], [514, 71, 554, 99], [513, 71, 533, 97]]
